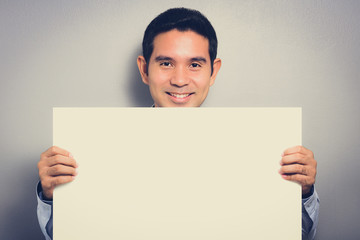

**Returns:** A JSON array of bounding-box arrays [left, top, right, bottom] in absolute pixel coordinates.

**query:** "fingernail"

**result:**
[[76, 162, 79, 168], [281, 174, 287, 179], [69, 153, 73, 158], [281, 152, 284, 157]]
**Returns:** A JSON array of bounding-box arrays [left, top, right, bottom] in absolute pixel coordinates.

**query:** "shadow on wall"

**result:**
[[126, 45, 153, 107], [0, 159, 43, 240]]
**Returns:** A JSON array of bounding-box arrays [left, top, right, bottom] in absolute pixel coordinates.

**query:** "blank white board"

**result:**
[[53, 108, 301, 240]]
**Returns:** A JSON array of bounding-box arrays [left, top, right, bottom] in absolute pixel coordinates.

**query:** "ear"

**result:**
[[137, 56, 149, 85], [210, 58, 222, 86]]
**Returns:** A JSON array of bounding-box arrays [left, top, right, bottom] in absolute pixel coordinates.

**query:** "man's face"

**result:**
[[138, 30, 221, 107]]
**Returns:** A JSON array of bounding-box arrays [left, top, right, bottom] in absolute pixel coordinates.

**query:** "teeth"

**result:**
[[170, 93, 190, 98]]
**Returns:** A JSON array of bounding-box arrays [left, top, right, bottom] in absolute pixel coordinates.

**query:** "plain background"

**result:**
[[0, 0, 359, 239]]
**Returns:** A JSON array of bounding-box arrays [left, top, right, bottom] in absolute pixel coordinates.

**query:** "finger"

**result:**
[[279, 164, 308, 176], [42, 175, 76, 199], [281, 173, 314, 190], [47, 155, 78, 168], [42, 146, 71, 158], [51, 175, 76, 187], [47, 165, 78, 177], [281, 153, 307, 165], [282, 145, 310, 156]]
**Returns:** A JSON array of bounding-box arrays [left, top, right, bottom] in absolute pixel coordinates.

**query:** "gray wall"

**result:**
[[1, 1, 359, 239]]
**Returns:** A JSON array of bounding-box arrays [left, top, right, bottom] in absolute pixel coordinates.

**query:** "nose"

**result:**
[[170, 67, 190, 87]]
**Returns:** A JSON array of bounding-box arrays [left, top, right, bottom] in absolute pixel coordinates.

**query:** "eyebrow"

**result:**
[[190, 57, 207, 63], [154, 56, 173, 62]]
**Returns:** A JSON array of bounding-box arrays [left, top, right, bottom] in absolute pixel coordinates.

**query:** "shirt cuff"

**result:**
[[302, 186, 320, 220], [301, 186, 320, 240], [36, 181, 53, 240]]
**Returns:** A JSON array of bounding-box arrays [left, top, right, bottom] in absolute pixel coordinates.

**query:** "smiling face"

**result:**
[[137, 30, 221, 107]]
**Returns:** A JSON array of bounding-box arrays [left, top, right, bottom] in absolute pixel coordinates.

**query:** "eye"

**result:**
[[160, 61, 172, 67], [190, 63, 201, 68]]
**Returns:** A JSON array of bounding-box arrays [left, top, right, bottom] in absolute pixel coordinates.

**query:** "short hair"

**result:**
[[142, 7, 218, 74]]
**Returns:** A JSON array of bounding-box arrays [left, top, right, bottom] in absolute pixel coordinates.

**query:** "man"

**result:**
[[37, 7, 319, 240]]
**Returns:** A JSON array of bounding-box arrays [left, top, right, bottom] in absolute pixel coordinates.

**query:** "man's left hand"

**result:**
[[279, 146, 317, 196]]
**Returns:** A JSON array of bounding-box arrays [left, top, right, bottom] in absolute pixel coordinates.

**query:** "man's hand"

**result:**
[[38, 146, 78, 200], [279, 146, 317, 196]]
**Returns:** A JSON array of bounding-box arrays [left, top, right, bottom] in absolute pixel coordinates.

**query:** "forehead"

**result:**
[[151, 30, 210, 60]]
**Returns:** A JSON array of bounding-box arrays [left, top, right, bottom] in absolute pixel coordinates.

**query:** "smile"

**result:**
[[166, 92, 194, 98]]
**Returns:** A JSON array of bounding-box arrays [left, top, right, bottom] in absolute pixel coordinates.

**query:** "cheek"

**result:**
[[148, 69, 170, 87], [194, 73, 212, 89]]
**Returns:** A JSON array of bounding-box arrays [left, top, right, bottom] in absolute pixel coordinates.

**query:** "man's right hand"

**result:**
[[38, 146, 78, 200]]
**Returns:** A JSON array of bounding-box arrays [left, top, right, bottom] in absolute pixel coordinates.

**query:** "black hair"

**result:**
[[142, 7, 218, 74]]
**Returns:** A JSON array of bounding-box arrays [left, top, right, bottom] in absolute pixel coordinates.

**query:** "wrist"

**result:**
[[302, 185, 314, 199]]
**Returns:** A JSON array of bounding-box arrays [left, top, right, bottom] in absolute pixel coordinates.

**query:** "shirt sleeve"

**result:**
[[36, 181, 53, 240], [301, 186, 320, 240]]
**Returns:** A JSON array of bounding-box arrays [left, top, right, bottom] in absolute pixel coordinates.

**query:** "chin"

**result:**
[[172, 102, 201, 107], [156, 101, 199, 108]]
